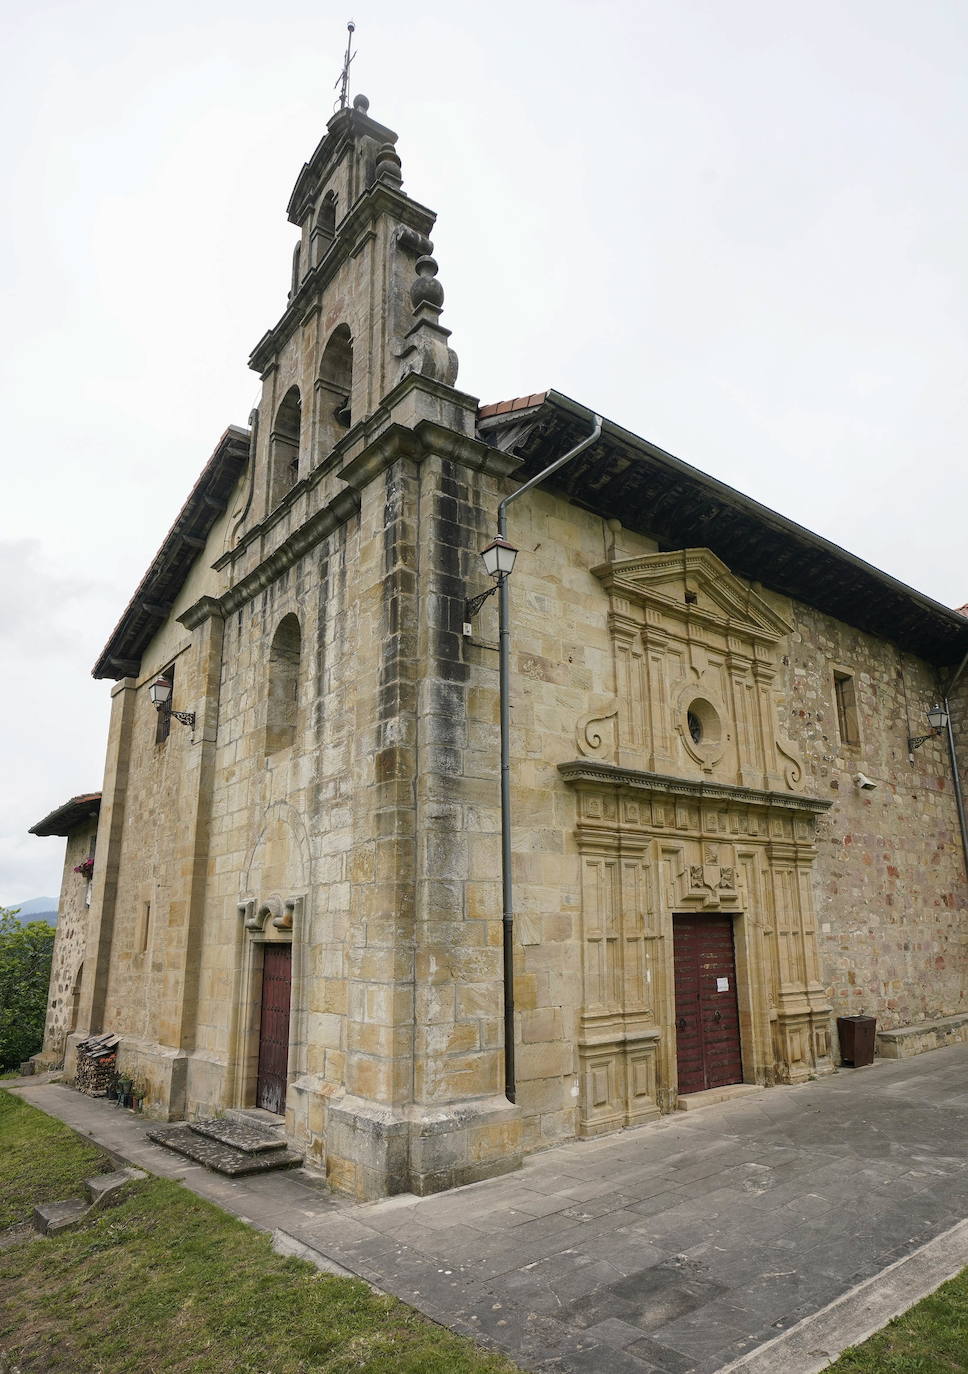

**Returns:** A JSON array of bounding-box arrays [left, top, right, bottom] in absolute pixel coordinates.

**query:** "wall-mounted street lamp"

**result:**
[[463, 537, 518, 629], [148, 676, 195, 730], [908, 704, 948, 753]]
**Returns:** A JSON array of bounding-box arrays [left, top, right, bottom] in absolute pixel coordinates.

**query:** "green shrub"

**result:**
[[0, 908, 56, 1070]]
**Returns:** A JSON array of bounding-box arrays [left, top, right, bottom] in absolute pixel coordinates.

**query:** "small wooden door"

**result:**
[[673, 914, 743, 1095], [256, 943, 292, 1114]]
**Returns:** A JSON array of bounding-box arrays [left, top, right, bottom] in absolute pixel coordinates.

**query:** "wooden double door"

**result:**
[[256, 943, 292, 1114], [673, 914, 743, 1096]]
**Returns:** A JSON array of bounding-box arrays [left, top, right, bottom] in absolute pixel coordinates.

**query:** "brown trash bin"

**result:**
[[837, 1015, 877, 1067]]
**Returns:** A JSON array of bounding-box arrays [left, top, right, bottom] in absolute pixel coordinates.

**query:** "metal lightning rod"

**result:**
[[335, 21, 356, 110]]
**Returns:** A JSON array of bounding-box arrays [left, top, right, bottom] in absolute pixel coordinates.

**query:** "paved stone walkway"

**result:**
[[13, 1044, 968, 1373]]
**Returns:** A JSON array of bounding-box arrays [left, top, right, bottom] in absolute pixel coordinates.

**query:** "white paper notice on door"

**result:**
[[716, 977, 729, 992]]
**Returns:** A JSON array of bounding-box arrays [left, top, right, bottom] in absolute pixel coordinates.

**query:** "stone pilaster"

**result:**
[[65, 677, 138, 1076]]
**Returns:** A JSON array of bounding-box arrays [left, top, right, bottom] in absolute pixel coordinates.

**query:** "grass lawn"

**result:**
[[0, 1090, 521, 1374], [0, 1088, 114, 1228], [826, 1269, 968, 1373]]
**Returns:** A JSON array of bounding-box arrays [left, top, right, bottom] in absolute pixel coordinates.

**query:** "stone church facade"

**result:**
[[35, 95, 968, 1198]]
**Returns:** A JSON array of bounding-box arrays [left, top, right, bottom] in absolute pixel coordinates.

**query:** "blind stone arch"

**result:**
[[266, 614, 302, 755]]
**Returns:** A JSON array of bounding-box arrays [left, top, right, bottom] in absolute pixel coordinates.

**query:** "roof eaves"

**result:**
[[29, 793, 102, 838], [92, 426, 250, 681], [479, 388, 968, 661]]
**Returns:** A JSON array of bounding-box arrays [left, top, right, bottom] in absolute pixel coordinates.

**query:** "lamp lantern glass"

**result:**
[[149, 677, 173, 709], [927, 704, 948, 732], [480, 536, 518, 581]]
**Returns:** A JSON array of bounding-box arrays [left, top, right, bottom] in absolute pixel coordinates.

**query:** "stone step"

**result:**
[[85, 1168, 147, 1208], [33, 1199, 89, 1236], [224, 1107, 285, 1129], [676, 1083, 764, 1111], [146, 1125, 302, 1176], [189, 1117, 285, 1154]]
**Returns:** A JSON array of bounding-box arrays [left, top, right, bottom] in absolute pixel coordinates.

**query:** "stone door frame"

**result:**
[[229, 896, 305, 1114], [560, 761, 834, 1135]]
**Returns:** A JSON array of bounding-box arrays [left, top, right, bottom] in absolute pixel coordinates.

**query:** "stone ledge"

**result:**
[[877, 1013, 968, 1059]]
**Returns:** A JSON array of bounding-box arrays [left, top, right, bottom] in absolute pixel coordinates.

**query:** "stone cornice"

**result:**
[[286, 106, 398, 223], [557, 760, 832, 814], [412, 419, 521, 477], [336, 423, 426, 492], [184, 488, 360, 625]]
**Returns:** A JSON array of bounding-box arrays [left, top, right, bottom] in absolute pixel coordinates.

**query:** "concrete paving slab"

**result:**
[[11, 1045, 968, 1372]]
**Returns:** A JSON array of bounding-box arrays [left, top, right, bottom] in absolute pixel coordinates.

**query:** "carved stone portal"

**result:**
[[559, 548, 833, 1137]]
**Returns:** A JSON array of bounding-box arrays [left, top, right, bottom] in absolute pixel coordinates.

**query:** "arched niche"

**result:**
[[266, 614, 302, 755], [311, 191, 337, 267], [289, 240, 302, 299], [315, 324, 353, 462], [268, 387, 301, 509]]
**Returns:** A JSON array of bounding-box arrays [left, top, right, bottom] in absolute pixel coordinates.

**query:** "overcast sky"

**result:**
[[3, 0, 967, 906]]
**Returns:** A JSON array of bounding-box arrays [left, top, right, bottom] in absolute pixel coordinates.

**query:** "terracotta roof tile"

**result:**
[[477, 392, 548, 420]]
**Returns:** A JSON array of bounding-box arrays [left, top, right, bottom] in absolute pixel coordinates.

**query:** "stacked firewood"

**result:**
[[74, 1032, 120, 1097]]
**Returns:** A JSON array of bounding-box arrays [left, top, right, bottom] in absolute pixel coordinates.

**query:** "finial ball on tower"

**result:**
[[411, 256, 445, 310], [353, 93, 369, 113]]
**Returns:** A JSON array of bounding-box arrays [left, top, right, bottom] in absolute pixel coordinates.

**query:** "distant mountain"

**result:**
[[6, 897, 58, 926]]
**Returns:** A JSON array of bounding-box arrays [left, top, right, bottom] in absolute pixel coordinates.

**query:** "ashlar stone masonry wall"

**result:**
[[458, 474, 968, 1150]]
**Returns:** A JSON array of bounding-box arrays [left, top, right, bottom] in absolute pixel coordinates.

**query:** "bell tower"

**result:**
[[245, 93, 461, 523]]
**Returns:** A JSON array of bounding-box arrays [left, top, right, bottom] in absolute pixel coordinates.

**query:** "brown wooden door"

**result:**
[[256, 943, 291, 1114], [673, 914, 743, 1095]]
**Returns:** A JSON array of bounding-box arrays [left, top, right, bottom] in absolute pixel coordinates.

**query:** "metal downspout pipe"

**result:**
[[942, 648, 968, 882], [495, 413, 603, 1102]]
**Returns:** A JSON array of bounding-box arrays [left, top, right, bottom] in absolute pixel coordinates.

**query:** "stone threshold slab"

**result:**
[[676, 1083, 764, 1111], [190, 1116, 285, 1154]]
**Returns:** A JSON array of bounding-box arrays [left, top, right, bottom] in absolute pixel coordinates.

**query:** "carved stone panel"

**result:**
[[591, 549, 806, 794], [562, 762, 834, 1131]]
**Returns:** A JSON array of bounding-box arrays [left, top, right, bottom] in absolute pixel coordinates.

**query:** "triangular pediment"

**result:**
[[592, 548, 793, 642]]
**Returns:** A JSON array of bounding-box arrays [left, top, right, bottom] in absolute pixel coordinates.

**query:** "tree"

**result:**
[[0, 908, 56, 1071]]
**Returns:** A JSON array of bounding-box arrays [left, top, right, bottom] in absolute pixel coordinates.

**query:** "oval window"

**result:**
[[684, 697, 722, 753]]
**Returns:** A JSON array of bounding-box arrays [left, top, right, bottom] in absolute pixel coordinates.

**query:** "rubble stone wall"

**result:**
[[42, 828, 97, 1060]]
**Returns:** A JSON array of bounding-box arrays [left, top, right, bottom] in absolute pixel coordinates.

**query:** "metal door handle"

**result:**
[[676, 1017, 686, 1031], [713, 1010, 722, 1023]]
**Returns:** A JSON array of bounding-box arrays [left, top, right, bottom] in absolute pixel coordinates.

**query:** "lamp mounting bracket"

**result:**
[[464, 583, 499, 622]]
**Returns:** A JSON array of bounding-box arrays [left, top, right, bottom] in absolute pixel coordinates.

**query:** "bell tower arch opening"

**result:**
[[268, 387, 302, 509], [315, 324, 353, 462]]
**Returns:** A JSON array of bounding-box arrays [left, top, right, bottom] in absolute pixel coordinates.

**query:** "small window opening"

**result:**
[[834, 671, 860, 746], [685, 590, 698, 606], [141, 902, 151, 952]]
